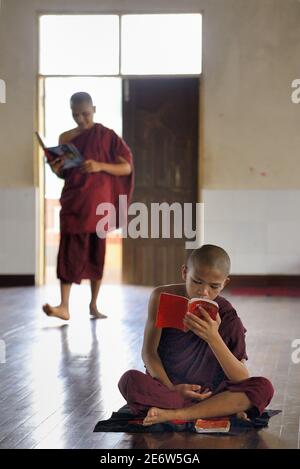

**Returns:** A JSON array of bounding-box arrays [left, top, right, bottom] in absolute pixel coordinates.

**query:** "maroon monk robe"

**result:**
[[56, 123, 134, 284], [118, 295, 274, 417], [57, 233, 106, 284], [60, 123, 134, 234]]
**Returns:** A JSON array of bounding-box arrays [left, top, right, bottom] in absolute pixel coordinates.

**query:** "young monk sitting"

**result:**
[[118, 244, 274, 426]]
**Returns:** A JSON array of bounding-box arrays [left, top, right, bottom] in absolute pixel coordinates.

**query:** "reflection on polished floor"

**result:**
[[0, 284, 299, 449]]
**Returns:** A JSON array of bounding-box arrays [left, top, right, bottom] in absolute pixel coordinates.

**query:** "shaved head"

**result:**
[[187, 244, 231, 276], [70, 92, 93, 107]]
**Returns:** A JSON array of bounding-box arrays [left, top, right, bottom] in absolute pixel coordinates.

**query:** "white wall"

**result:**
[[0, 188, 38, 275], [202, 0, 300, 190], [204, 190, 300, 274]]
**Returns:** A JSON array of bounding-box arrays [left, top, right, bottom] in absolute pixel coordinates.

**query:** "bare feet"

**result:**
[[143, 407, 249, 427], [42, 304, 70, 321], [143, 407, 177, 426], [236, 411, 250, 421], [89, 304, 107, 319]]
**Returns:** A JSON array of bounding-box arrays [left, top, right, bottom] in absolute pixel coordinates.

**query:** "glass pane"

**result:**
[[40, 15, 119, 75], [121, 14, 202, 75], [43, 76, 122, 198]]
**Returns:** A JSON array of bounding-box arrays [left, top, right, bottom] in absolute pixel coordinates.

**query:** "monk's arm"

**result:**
[[184, 310, 249, 383], [100, 156, 132, 176], [82, 156, 132, 176], [141, 288, 175, 390], [209, 336, 250, 383]]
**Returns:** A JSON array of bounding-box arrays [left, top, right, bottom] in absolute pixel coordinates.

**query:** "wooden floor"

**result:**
[[0, 283, 299, 449]]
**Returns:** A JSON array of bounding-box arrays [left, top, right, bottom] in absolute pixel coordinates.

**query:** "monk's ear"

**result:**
[[181, 264, 188, 281], [223, 277, 230, 288], [93, 106, 96, 113]]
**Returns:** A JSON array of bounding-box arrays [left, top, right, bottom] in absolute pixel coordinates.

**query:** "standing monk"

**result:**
[[43, 92, 134, 320]]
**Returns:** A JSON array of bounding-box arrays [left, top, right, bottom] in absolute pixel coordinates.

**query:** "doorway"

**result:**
[[38, 13, 202, 286], [42, 77, 123, 284]]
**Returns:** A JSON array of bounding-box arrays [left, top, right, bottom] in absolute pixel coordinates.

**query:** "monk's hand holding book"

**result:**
[[183, 308, 221, 345], [173, 384, 212, 401], [49, 157, 64, 176], [81, 159, 104, 174]]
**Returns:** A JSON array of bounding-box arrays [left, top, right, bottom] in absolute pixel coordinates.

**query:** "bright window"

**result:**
[[44, 77, 122, 199], [39, 15, 119, 75], [121, 14, 202, 75]]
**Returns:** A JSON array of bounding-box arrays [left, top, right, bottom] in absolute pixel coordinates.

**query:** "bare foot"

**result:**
[[89, 305, 107, 319], [143, 407, 176, 426], [42, 304, 70, 321], [236, 411, 250, 422]]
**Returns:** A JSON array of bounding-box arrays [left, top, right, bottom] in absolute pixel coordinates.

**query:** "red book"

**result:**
[[155, 293, 219, 332], [195, 418, 230, 433]]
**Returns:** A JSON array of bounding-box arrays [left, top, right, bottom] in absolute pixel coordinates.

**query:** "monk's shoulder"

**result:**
[[216, 295, 247, 332], [59, 128, 79, 144], [97, 122, 114, 134], [97, 123, 121, 141], [215, 295, 237, 318]]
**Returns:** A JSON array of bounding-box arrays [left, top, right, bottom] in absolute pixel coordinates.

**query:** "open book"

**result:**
[[35, 131, 84, 170], [195, 418, 230, 433], [155, 293, 219, 332]]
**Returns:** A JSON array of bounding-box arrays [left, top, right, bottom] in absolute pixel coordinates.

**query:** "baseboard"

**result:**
[[0, 275, 35, 287], [0, 274, 299, 291], [226, 275, 300, 289]]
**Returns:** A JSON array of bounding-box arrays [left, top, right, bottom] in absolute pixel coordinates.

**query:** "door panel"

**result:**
[[122, 78, 199, 286]]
